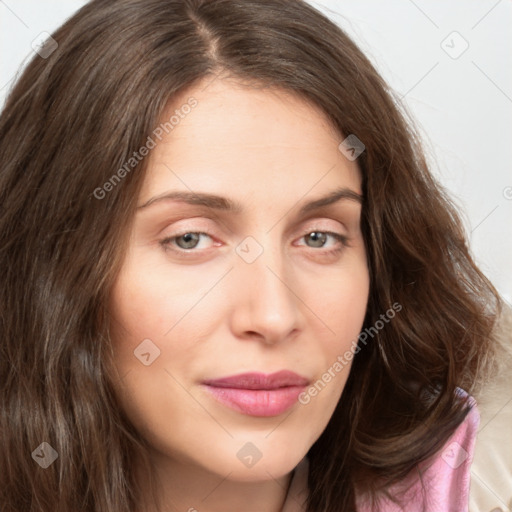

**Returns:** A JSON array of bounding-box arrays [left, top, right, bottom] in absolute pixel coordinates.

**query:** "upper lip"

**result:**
[[202, 370, 309, 390]]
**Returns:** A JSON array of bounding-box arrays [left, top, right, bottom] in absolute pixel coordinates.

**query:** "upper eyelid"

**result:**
[[164, 215, 349, 235], [164, 223, 347, 238]]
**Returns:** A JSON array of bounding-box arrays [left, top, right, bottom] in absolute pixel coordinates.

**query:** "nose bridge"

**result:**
[[232, 233, 300, 340], [236, 233, 291, 299]]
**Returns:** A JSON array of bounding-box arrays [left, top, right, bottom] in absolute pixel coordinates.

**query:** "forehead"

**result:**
[[139, 77, 362, 205]]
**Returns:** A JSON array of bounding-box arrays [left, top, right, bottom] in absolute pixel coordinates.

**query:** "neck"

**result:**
[[135, 449, 294, 512]]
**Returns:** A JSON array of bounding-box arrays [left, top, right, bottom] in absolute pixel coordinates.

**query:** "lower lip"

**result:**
[[203, 385, 306, 417]]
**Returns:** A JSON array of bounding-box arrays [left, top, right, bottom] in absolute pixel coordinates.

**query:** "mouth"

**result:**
[[201, 370, 309, 417]]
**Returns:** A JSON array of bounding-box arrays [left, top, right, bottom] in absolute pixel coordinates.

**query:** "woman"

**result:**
[[0, 0, 506, 511]]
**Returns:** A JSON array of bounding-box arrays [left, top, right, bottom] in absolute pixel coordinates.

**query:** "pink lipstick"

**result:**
[[202, 370, 309, 417]]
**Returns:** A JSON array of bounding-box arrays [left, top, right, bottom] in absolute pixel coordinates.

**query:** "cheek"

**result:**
[[309, 261, 369, 393], [108, 249, 224, 385], [109, 252, 207, 345], [319, 257, 370, 341], [297, 256, 369, 391], [107, 265, 210, 445]]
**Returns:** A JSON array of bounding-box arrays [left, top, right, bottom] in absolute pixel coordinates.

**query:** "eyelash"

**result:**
[[159, 229, 349, 258]]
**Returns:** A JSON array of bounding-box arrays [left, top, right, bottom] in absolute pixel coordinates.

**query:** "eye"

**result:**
[[159, 229, 350, 258], [160, 231, 216, 252], [297, 231, 349, 254]]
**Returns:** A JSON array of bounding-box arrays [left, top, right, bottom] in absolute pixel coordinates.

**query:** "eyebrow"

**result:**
[[137, 186, 362, 215]]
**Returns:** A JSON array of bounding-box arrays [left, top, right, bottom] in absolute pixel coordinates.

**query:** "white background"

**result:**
[[1, 0, 511, 303]]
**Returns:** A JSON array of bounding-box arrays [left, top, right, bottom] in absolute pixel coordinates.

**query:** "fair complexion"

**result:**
[[109, 76, 370, 512]]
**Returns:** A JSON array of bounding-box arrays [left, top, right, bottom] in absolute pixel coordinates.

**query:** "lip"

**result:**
[[202, 370, 309, 417]]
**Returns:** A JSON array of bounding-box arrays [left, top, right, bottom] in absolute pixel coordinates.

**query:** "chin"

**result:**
[[196, 436, 309, 482]]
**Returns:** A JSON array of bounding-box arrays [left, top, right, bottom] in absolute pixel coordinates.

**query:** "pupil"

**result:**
[[308, 232, 326, 248], [178, 233, 199, 249]]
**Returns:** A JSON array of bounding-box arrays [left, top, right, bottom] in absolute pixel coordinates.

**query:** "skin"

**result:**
[[109, 75, 370, 512]]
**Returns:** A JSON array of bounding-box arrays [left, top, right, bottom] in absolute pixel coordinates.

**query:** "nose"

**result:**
[[229, 237, 302, 345]]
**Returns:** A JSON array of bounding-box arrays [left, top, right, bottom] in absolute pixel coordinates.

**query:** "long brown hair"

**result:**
[[0, 0, 503, 510]]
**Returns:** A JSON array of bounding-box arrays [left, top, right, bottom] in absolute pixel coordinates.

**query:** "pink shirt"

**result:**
[[282, 390, 480, 512]]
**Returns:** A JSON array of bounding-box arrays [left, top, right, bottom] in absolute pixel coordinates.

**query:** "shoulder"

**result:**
[[356, 387, 480, 512]]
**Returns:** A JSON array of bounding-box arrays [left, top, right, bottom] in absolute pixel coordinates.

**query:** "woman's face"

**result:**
[[109, 76, 369, 482]]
